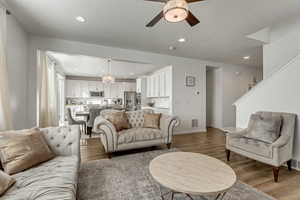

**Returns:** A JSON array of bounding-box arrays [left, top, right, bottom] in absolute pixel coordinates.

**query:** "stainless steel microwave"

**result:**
[[90, 91, 104, 97]]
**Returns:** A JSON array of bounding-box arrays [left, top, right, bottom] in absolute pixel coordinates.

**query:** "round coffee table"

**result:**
[[149, 152, 236, 200]]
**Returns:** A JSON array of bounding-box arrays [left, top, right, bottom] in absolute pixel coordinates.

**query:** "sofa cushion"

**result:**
[[2, 156, 79, 200], [0, 171, 15, 196], [126, 110, 153, 128], [107, 112, 130, 132], [228, 137, 272, 159], [117, 128, 163, 145], [143, 113, 161, 129], [0, 130, 55, 175], [246, 114, 282, 144]]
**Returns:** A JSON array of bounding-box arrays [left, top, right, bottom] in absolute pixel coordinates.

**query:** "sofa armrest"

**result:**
[[93, 116, 117, 152], [227, 129, 248, 138], [41, 125, 81, 161], [160, 115, 180, 144], [271, 134, 291, 148]]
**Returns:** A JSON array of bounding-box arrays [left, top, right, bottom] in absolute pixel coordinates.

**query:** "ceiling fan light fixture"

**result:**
[[163, 0, 188, 23]]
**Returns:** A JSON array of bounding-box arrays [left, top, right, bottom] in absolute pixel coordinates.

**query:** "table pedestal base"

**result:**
[[160, 190, 227, 200]]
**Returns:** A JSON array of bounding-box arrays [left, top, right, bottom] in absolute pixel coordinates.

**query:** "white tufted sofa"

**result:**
[[93, 110, 179, 156], [1, 125, 81, 200]]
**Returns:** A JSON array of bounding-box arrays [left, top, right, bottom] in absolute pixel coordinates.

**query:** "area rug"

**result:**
[[78, 149, 276, 200]]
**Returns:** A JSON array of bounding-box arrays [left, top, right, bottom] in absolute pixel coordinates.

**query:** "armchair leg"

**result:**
[[107, 153, 113, 159], [273, 167, 280, 182], [287, 160, 292, 171], [226, 149, 231, 161], [167, 143, 172, 149]]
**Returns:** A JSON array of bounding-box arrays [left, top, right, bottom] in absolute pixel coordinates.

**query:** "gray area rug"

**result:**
[[78, 149, 275, 200]]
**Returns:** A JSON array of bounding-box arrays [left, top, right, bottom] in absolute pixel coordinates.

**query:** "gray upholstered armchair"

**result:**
[[226, 111, 296, 182], [92, 109, 179, 157]]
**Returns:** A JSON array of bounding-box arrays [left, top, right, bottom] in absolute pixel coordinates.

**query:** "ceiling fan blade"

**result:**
[[146, 11, 164, 27], [186, 11, 200, 27], [186, 0, 206, 3], [144, 0, 167, 2]]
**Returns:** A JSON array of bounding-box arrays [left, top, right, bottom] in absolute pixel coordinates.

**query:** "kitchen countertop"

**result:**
[[142, 106, 170, 110]]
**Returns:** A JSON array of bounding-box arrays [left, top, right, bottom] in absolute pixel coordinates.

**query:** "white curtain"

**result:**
[[37, 50, 59, 128], [0, 7, 13, 131]]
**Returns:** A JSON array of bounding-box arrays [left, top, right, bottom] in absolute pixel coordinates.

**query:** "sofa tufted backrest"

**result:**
[[126, 109, 153, 128], [41, 125, 81, 162]]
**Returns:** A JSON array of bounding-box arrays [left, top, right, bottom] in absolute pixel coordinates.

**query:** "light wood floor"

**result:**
[[80, 128, 300, 200]]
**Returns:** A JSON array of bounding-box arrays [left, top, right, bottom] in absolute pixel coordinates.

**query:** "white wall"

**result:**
[[6, 14, 29, 129], [222, 64, 262, 128], [206, 65, 262, 129], [235, 54, 300, 160], [263, 20, 300, 78], [206, 68, 223, 128]]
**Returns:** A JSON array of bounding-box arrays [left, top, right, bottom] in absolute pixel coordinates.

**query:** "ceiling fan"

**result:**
[[145, 0, 205, 27]]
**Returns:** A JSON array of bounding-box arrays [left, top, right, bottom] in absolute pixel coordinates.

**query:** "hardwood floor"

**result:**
[[80, 128, 300, 200]]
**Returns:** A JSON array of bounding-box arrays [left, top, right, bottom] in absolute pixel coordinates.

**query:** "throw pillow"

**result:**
[[0, 128, 39, 171], [0, 171, 15, 196], [107, 112, 130, 132], [0, 130, 55, 175], [246, 114, 282, 144], [143, 113, 161, 129]]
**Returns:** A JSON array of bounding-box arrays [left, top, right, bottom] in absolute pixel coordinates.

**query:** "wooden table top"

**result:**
[[149, 152, 237, 195]]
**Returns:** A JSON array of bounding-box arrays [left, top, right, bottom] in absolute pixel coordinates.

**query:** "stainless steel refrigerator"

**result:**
[[124, 91, 139, 111]]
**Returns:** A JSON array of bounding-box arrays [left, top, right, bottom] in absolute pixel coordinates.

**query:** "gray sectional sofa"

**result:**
[[1, 125, 81, 200]]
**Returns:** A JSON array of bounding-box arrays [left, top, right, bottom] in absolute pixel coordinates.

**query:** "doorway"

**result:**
[[206, 67, 223, 129]]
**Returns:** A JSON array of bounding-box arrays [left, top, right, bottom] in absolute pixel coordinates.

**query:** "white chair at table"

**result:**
[[66, 108, 86, 134]]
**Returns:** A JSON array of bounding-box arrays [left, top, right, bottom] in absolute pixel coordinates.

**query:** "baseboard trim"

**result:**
[[174, 128, 207, 135], [290, 159, 300, 171]]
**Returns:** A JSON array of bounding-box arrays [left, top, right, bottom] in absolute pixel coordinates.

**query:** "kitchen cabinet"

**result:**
[[80, 81, 89, 98], [66, 79, 136, 99], [146, 66, 172, 98], [136, 78, 142, 93]]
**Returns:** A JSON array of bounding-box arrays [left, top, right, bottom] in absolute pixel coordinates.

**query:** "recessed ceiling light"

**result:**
[[178, 38, 186, 42], [76, 16, 86, 23], [169, 46, 176, 51], [243, 56, 250, 60]]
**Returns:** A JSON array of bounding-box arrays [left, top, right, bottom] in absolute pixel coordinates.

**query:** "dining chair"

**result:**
[[66, 108, 87, 134]]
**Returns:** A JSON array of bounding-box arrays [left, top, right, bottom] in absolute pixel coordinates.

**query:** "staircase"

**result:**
[[233, 53, 300, 168]]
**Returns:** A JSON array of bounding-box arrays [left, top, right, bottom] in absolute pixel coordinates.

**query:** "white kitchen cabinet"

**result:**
[[110, 83, 121, 98], [66, 79, 135, 99], [104, 84, 110, 98], [87, 81, 96, 92], [146, 66, 172, 98], [136, 78, 142, 93], [80, 81, 89, 98], [66, 80, 81, 98], [96, 82, 104, 91], [146, 77, 151, 97], [154, 74, 160, 97], [66, 80, 73, 97], [165, 67, 172, 97]]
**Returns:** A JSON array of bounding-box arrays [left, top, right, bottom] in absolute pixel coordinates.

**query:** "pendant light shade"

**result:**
[[102, 59, 115, 84]]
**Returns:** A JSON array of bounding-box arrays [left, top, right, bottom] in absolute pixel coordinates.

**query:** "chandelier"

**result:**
[[102, 59, 115, 84], [163, 0, 189, 23]]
